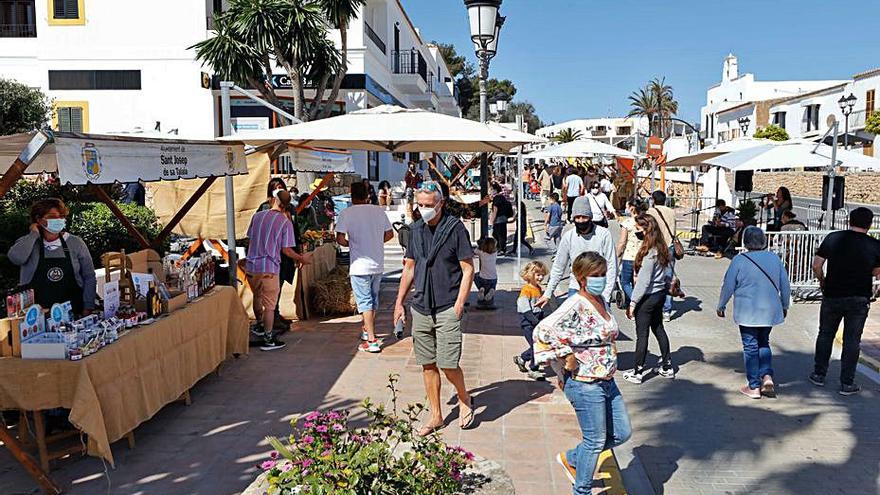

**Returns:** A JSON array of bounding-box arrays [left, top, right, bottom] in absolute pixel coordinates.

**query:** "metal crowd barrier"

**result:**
[[766, 230, 880, 301]]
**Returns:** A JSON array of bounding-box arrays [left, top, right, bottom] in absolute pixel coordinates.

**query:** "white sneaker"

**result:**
[[657, 366, 675, 379], [360, 330, 369, 341], [663, 312, 673, 322], [486, 288, 496, 301], [477, 290, 485, 302], [622, 368, 649, 384]]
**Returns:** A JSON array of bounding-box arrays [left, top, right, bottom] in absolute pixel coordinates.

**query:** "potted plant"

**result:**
[[737, 199, 758, 227]]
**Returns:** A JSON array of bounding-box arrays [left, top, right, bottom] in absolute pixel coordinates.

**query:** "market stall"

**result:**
[[0, 131, 250, 492]]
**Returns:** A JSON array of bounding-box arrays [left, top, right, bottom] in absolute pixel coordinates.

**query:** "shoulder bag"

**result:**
[[741, 253, 780, 296], [654, 208, 684, 260]]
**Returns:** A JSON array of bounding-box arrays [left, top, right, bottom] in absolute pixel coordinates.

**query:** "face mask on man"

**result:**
[[591, 188, 600, 195], [44, 218, 66, 234], [418, 204, 439, 223], [585, 276, 606, 296], [574, 219, 593, 235]]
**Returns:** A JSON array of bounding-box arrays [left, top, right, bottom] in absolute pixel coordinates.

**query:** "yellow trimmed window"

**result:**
[[53, 101, 89, 133], [48, 0, 84, 25]]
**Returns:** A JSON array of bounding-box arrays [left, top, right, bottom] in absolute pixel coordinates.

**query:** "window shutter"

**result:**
[[69, 107, 83, 133], [53, 0, 79, 19], [57, 107, 71, 132]]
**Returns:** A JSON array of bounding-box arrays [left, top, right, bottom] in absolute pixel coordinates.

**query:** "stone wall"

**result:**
[[752, 172, 880, 204]]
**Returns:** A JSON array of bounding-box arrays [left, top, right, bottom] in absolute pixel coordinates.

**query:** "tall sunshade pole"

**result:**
[[220, 81, 238, 287]]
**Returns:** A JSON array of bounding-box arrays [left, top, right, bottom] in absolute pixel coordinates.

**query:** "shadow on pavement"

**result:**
[[450, 379, 554, 428], [629, 347, 879, 494]]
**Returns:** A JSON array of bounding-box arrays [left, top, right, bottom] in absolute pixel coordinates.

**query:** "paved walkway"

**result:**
[[2, 206, 879, 495]]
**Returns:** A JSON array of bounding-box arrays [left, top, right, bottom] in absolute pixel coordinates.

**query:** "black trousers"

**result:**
[[566, 196, 577, 222], [492, 222, 508, 254], [633, 290, 671, 371], [814, 296, 870, 385], [700, 225, 735, 251]]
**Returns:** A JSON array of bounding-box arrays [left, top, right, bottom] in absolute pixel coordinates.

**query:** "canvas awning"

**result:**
[[525, 139, 636, 159], [666, 138, 773, 168], [0, 131, 247, 185], [286, 146, 354, 173], [217, 105, 545, 153], [705, 139, 880, 171]]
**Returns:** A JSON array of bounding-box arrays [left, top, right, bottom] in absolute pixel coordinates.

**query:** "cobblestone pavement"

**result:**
[[1, 205, 878, 495]]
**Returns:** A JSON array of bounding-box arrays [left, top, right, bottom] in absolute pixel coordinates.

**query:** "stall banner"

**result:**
[[289, 147, 354, 173], [54, 136, 248, 184], [148, 152, 270, 239]]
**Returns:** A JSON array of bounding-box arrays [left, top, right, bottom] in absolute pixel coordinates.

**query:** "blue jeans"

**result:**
[[620, 259, 634, 304], [664, 245, 675, 313], [564, 379, 632, 495], [740, 326, 773, 389]]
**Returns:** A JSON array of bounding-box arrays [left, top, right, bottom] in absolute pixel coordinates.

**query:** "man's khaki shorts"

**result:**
[[411, 307, 462, 369]]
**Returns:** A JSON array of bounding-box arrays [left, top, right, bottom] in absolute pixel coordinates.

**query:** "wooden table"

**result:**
[[0, 286, 248, 491]]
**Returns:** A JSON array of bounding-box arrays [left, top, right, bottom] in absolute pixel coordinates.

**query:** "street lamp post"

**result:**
[[465, 0, 503, 238], [838, 93, 857, 150], [738, 116, 751, 137]]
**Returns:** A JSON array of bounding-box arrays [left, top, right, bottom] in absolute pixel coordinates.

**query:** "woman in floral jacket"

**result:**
[[533, 251, 632, 494]]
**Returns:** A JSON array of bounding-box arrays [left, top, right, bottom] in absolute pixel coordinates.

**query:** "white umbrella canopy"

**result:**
[[666, 137, 775, 168], [217, 105, 545, 153], [704, 140, 880, 171], [526, 139, 636, 159]]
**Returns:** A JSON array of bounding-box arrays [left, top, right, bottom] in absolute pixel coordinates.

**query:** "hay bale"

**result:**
[[311, 266, 357, 315]]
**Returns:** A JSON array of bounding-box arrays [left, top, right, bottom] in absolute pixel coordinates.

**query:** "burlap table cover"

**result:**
[[0, 286, 248, 466]]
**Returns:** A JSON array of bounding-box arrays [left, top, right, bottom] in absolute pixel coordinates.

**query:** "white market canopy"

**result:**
[[217, 105, 545, 153], [526, 139, 636, 159], [666, 137, 774, 168], [1, 131, 248, 185], [704, 140, 880, 171]]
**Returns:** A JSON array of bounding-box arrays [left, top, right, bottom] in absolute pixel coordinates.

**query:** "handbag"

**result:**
[[653, 208, 684, 260]]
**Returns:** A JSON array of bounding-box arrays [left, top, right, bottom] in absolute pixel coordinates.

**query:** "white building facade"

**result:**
[[530, 117, 650, 153], [701, 54, 845, 145], [0, 0, 460, 183]]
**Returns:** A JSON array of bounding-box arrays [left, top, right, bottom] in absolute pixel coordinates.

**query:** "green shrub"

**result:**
[[753, 124, 789, 141], [866, 111, 880, 136], [67, 202, 165, 264]]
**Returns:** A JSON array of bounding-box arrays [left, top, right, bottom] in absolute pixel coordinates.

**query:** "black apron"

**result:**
[[30, 237, 84, 316]]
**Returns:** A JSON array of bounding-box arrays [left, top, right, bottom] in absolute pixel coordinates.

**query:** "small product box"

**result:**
[[20, 305, 67, 360]]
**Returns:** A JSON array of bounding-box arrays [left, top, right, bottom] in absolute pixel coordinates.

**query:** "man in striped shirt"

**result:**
[[246, 189, 311, 351]]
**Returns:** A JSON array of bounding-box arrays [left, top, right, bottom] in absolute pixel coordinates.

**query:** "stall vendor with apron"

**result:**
[[8, 198, 97, 316]]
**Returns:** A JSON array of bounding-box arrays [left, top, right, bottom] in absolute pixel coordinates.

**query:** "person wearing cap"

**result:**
[[538, 196, 617, 307]]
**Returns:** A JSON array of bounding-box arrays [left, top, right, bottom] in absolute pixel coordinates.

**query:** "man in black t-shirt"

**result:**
[[810, 207, 880, 396], [394, 181, 476, 435]]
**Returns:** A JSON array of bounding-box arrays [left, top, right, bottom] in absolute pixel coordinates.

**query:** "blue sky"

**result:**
[[405, 0, 877, 126]]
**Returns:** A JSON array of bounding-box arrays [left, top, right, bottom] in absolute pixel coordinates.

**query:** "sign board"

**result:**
[[53, 136, 248, 184], [647, 136, 664, 159], [201, 72, 211, 89], [103, 281, 120, 319]]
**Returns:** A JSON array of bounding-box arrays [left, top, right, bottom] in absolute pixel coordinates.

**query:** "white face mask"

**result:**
[[418, 205, 439, 223]]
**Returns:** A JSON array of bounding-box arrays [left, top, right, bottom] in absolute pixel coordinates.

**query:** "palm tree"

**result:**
[[192, 0, 332, 122], [628, 77, 679, 138], [316, 0, 366, 119], [628, 86, 657, 133], [650, 77, 678, 138], [552, 128, 582, 143]]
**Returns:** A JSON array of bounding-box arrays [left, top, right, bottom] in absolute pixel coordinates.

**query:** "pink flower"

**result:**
[[315, 425, 328, 433], [302, 459, 313, 468], [332, 424, 344, 432], [321, 449, 331, 457], [302, 435, 315, 444], [303, 421, 315, 428], [281, 463, 293, 473], [327, 411, 341, 420], [260, 460, 277, 470], [269, 451, 279, 459], [304, 411, 320, 421]]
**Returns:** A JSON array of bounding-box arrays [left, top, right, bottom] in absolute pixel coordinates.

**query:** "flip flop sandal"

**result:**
[[459, 397, 476, 430], [416, 422, 444, 437]]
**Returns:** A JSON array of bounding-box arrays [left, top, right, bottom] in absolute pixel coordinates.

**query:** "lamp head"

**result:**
[[465, 0, 502, 46]]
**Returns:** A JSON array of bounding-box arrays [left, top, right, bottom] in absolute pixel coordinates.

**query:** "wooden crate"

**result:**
[[0, 316, 24, 357]]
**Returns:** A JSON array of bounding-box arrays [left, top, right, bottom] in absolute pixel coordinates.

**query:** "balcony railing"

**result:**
[[364, 22, 386, 54], [0, 23, 37, 38], [391, 49, 427, 84]]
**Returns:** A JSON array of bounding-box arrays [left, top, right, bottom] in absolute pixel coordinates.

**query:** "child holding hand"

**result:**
[[514, 261, 549, 380]]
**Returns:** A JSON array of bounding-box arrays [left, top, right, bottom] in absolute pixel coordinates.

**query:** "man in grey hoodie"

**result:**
[[538, 196, 618, 306]]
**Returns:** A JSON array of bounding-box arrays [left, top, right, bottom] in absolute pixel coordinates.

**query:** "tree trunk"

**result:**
[[308, 72, 333, 121], [275, 46, 305, 121], [248, 76, 290, 127], [319, 20, 348, 119]]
